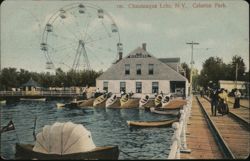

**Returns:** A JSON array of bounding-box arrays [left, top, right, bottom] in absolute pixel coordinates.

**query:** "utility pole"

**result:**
[[235, 63, 238, 89], [186, 41, 199, 96]]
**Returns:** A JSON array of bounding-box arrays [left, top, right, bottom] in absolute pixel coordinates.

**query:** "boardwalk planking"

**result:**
[[180, 97, 223, 159]]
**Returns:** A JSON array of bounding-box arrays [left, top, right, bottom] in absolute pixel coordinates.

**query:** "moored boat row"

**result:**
[[57, 93, 187, 113]]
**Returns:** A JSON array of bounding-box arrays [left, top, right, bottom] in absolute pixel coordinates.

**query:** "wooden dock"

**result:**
[[0, 91, 84, 100], [181, 96, 223, 159], [181, 96, 250, 159]]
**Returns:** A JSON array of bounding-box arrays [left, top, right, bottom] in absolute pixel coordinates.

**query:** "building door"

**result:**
[[170, 81, 185, 96]]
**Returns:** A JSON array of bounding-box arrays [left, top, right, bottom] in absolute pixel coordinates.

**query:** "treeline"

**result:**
[[193, 55, 249, 90], [0, 68, 103, 90]]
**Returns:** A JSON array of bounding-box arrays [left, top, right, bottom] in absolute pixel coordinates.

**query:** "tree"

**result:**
[[198, 57, 225, 88], [0, 68, 18, 90], [180, 62, 190, 82], [230, 55, 246, 81]]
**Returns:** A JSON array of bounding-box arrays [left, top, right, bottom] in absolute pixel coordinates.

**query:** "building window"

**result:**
[[136, 82, 142, 93], [149, 64, 154, 75], [152, 82, 159, 93], [125, 64, 130, 75], [120, 82, 126, 93], [136, 64, 141, 75], [103, 81, 108, 92]]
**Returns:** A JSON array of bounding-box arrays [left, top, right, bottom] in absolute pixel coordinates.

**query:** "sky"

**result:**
[[1, 0, 249, 73]]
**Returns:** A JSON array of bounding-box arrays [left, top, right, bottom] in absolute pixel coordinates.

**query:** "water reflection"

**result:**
[[1, 101, 175, 159]]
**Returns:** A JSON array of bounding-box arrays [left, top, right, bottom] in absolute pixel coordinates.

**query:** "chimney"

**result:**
[[117, 43, 123, 61], [119, 52, 122, 60], [142, 43, 146, 51]]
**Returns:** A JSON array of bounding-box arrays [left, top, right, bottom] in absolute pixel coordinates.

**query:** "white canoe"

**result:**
[[93, 93, 108, 107], [0, 100, 6, 105], [56, 103, 65, 109], [150, 107, 180, 116], [20, 98, 46, 101], [139, 94, 149, 108], [120, 94, 129, 107], [162, 95, 171, 107], [154, 95, 163, 107], [105, 94, 117, 108]]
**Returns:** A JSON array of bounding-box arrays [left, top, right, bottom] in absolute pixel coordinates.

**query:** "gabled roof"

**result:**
[[21, 78, 42, 87], [158, 58, 180, 71], [158, 58, 180, 64], [97, 47, 187, 81]]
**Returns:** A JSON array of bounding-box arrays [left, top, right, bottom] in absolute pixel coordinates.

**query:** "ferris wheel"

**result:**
[[40, 3, 123, 71]]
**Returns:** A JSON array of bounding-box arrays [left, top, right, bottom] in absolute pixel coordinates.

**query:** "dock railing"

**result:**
[[0, 90, 83, 97], [168, 95, 192, 159]]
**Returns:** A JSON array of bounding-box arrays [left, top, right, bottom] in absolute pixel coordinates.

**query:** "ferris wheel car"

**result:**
[[46, 24, 53, 32], [117, 43, 123, 52], [40, 43, 48, 51], [111, 24, 118, 32], [46, 61, 54, 70], [59, 9, 66, 19], [78, 4, 85, 14], [97, 9, 104, 18]]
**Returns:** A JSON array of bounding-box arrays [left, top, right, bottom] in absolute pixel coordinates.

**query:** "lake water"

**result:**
[[0, 100, 175, 159]]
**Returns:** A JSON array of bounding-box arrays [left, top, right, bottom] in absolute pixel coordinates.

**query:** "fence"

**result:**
[[168, 95, 192, 159], [0, 90, 83, 97]]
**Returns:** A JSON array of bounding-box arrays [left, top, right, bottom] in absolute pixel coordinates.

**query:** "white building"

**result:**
[[96, 43, 188, 98], [219, 80, 246, 92]]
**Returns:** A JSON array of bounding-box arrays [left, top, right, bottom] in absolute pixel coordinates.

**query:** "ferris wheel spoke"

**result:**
[[69, 11, 85, 41], [87, 43, 116, 56], [85, 33, 113, 44], [82, 13, 95, 42], [101, 20, 112, 38], [85, 46, 109, 69], [50, 32, 78, 42], [48, 41, 76, 52], [87, 47, 107, 69], [59, 19, 81, 41], [85, 23, 113, 43]]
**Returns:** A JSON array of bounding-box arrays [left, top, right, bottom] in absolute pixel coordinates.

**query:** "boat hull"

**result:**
[[120, 98, 139, 108], [0, 100, 6, 105], [127, 118, 178, 128], [106, 98, 121, 108], [93, 100, 106, 108], [78, 99, 95, 107], [20, 98, 46, 101], [15, 143, 119, 160], [150, 107, 180, 116], [139, 100, 155, 109]]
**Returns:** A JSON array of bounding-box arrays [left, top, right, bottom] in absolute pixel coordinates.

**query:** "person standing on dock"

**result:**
[[233, 89, 241, 108], [209, 86, 219, 116], [218, 88, 229, 115]]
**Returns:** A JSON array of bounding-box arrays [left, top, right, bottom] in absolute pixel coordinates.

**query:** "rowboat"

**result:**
[[150, 107, 180, 116], [120, 94, 139, 108], [93, 93, 109, 107], [154, 95, 163, 107], [15, 143, 119, 160], [139, 94, 149, 107], [106, 94, 120, 108], [56, 103, 65, 109], [161, 95, 171, 107], [127, 118, 178, 127], [0, 100, 6, 105], [15, 122, 119, 160], [56, 99, 84, 109], [120, 94, 129, 107], [77, 98, 95, 107], [20, 98, 46, 101]]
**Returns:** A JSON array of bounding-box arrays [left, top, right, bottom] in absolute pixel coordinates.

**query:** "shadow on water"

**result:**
[[1, 101, 175, 159]]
